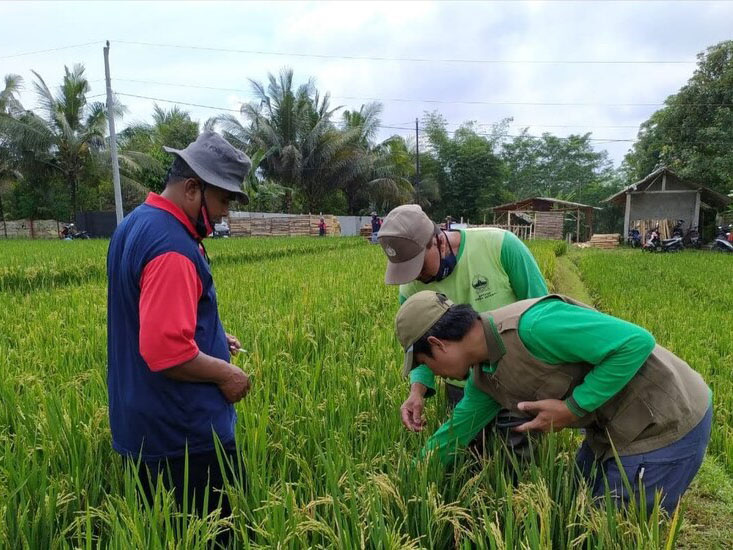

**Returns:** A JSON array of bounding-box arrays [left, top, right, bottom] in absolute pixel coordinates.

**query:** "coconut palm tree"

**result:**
[[340, 104, 416, 213], [213, 68, 362, 212], [0, 64, 124, 217], [0, 74, 25, 235]]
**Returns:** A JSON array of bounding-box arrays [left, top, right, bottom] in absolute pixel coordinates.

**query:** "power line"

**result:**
[[115, 92, 240, 112], [112, 91, 733, 146], [114, 92, 638, 141], [107, 77, 732, 108], [0, 41, 102, 60], [113, 39, 697, 65], [380, 124, 636, 142]]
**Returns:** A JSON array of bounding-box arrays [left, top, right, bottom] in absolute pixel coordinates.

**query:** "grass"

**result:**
[[0, 237, 728, 548]]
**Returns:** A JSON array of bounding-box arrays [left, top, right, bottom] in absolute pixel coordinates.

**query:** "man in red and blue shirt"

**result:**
[[107, 132, 251, 520]]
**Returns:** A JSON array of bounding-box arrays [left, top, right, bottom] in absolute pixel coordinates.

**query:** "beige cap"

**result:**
[[378, 204, 437, 285], [395, 291, 455, 377]]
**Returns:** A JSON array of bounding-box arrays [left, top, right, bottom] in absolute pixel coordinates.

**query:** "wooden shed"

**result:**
[[491, 197, 599, 241], [604, 166, 731, 239]]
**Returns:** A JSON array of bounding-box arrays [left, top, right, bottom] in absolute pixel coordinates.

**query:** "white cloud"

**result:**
[[1, 0, 731, 165]]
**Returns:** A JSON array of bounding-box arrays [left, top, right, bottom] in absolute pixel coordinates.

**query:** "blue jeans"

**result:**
[[575, 403, 712, 513]]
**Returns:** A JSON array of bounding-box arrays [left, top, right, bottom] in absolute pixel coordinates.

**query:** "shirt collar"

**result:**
[[480, 313, 506, 365], [145, 192, 199, 240]]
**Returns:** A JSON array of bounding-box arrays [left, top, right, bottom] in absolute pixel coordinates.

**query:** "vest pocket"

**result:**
[[605, 398, 655, 449]]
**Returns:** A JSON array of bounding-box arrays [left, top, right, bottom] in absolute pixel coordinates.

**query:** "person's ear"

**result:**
[[427, 335, 447, 355], [183, 178, 202, 202]]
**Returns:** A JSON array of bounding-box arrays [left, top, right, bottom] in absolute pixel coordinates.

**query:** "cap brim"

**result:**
[[384, 248, 426, 285], [163, 147, 249, 205], [401, 345, 415, 378]]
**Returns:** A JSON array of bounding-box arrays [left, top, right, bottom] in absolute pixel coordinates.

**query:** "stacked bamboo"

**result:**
[[632, 219, 672, 242], [360, 224, 373, 239], [228, 217, 252, 236], [589, 234, 621, 249], [290, 217, 311, 236], [270, 217, 290, 236], [533, 211, 564, 240], [227, 214, 341, 237]]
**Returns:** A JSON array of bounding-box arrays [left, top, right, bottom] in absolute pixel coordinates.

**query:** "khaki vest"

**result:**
[[472, 294, 710, 460]]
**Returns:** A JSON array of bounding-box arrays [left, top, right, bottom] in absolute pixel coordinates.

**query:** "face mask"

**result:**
[[195, 183, 214, 239], [423, 230, 457, 283]]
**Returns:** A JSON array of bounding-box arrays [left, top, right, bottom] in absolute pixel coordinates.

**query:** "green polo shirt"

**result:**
[[399, 228, 548, 391], [420, 297, 661, 465]]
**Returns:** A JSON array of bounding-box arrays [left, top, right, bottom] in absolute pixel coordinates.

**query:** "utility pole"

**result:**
[[104, 40, 123, 225], [415, 118, 421, 204]]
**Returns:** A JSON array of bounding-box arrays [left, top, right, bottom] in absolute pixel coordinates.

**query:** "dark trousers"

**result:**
[[126, 448, 241, 545], [575, 404, 712, 513]]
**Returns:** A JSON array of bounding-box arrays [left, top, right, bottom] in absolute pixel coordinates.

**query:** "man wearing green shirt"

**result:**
[[395, 291, 712, 512], [377, 204, 548, 436]]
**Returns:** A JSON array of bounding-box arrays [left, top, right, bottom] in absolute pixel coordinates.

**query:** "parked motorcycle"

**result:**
[[712, 224, 733, 253], [685, 224, 702, 249], [60, 223, 90, 240], [643, 220, 685, 252]]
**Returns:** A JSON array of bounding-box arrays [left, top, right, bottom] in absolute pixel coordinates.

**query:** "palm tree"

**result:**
[[340, 104, 415, 213], [119, 104, 200, 196], [214, 68, 361, 212], [0, 74, 25, 235], [0, 65, 117, 217], [0, 74, 24, 116]]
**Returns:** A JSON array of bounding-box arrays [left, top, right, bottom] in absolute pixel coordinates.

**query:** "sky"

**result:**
[[1, 1, 732, 166]]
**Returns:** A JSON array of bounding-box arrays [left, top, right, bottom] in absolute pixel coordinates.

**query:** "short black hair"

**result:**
[[165, 157, 199, 187], [412, 304, 479, 359]]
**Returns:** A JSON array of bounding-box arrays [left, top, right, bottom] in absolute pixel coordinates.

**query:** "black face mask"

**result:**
[[195, 183, 214, 240], [423, 230, 457, 283]]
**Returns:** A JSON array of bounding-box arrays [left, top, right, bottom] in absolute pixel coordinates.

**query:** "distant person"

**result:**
[[395, 290, 712, 513], [106, 132, 252, 530], [371, 211, 381, 244], [377, 204, 547, 454], [319, 217, 326, 237]]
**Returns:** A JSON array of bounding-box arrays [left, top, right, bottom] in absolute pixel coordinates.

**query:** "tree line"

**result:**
[[1, 40, 730, 230]]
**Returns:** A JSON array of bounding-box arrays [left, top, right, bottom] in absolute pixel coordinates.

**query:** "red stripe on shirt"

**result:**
[[139, 251, 203, 371]]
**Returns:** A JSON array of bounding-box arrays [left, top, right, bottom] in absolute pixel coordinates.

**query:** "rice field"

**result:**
[[0, 237, 729, 548]]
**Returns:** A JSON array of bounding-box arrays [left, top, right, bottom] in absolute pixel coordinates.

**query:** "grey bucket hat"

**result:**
[[163, 131, 251, 204]]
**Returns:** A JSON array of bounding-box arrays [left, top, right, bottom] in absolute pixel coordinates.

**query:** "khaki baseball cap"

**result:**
[[378, 204, 437, 284], [395, 291, 455, 377]]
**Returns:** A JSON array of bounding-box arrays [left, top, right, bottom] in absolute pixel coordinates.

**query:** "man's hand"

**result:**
[[401, 383, 427, 432], [514, 399, 580, 433], [218, 364, 251, 403], [226, 333, 241, 355]]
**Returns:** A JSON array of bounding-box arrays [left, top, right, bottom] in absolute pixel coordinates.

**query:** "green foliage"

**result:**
[[213, 69, 412, 215], [624, 40, 733, 193], [0, 64, 151, 219], [577, 249, 733, 473], [118, 104, 200, 196], [0, 238, 706, 548], [501, 130, 621, 201], [422, 113, 509, 223]]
